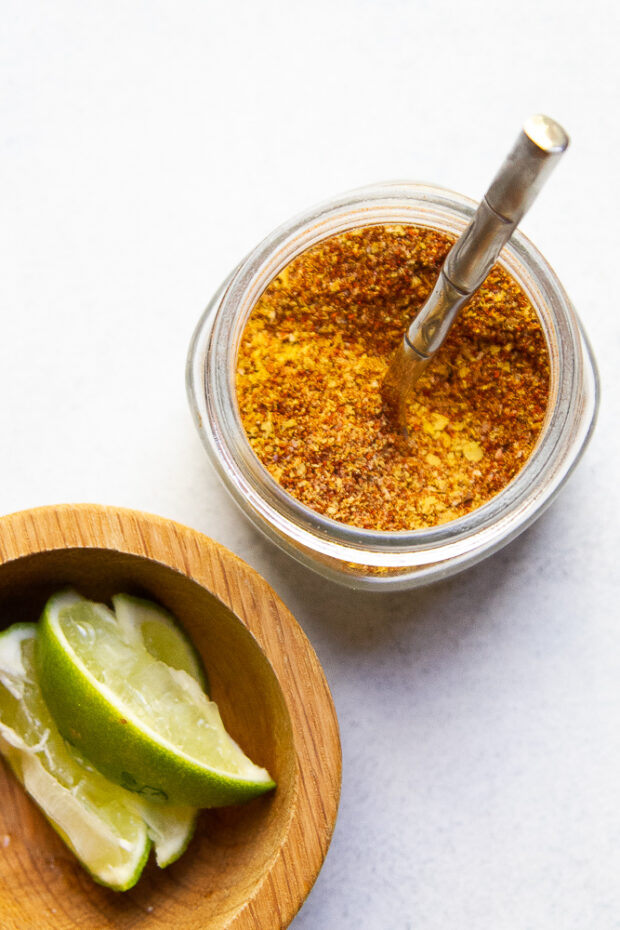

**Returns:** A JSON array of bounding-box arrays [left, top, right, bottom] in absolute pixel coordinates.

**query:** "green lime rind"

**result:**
[[36, 590, 276, 808], [112, 593, 210, 694], [0, 623, 151, 892]]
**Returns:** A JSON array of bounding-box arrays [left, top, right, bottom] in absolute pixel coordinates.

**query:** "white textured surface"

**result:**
[[1, 2, 619, 927]]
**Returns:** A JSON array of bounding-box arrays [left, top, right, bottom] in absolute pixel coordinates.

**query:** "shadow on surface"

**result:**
[[248, 503, 563, 672]]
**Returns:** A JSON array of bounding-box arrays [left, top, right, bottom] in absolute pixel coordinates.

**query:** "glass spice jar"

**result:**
[[186, 182, 599, 591]]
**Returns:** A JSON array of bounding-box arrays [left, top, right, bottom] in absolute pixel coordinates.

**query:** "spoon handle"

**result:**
[[382, 115, 569, 418], [444, 115, 570, 295], [407, 115, 569, 360]]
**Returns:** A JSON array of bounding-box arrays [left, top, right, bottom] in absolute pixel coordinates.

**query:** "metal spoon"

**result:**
[[382, 114, 569, 428]]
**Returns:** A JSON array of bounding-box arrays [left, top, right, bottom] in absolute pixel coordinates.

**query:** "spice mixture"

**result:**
[[235, 224, 550, 531]]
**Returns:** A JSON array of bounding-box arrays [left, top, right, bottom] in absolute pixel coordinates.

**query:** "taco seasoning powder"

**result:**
[[235, 224, 550, 532]]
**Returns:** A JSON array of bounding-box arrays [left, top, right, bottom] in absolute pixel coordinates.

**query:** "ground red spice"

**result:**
[[235, 224, 550, 531]]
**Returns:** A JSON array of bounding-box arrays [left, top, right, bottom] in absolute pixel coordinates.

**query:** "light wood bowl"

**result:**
[[0, 504, 341, 930]]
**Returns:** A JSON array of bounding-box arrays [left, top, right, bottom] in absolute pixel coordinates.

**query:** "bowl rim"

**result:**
[[0, 502, 342, 930]]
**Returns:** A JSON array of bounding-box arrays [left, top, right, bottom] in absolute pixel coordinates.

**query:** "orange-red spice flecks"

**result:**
[[236, 224, 550, 532]]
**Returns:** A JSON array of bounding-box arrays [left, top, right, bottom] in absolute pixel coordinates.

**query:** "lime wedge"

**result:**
[[134, 798, 197, 868], [112, 594, 203, 865], [0, 624, 150, 891], [37, 590, 275, 807], [112, 593, 209, 692]]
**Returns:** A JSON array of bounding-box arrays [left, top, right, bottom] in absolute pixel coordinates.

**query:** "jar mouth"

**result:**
[[188, 182, 599, 572]]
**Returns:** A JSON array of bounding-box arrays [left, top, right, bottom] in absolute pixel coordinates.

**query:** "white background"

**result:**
[[2, 2, 619, 927]]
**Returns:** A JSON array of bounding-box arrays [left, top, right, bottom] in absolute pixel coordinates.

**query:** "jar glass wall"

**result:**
[[187, 183, 599, 591]]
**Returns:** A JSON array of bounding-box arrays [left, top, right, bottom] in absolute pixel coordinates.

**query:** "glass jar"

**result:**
[[186, 182, 599, 591]]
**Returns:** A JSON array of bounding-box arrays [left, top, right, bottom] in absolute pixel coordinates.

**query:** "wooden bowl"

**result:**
[[0, 504, 341, 930]]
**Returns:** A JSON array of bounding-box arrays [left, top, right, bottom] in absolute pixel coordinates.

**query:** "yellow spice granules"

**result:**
[[235, 224, 550, 532]]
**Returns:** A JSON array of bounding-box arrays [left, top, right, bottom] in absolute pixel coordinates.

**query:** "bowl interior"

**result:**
[[0, 545, 297, 929]]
